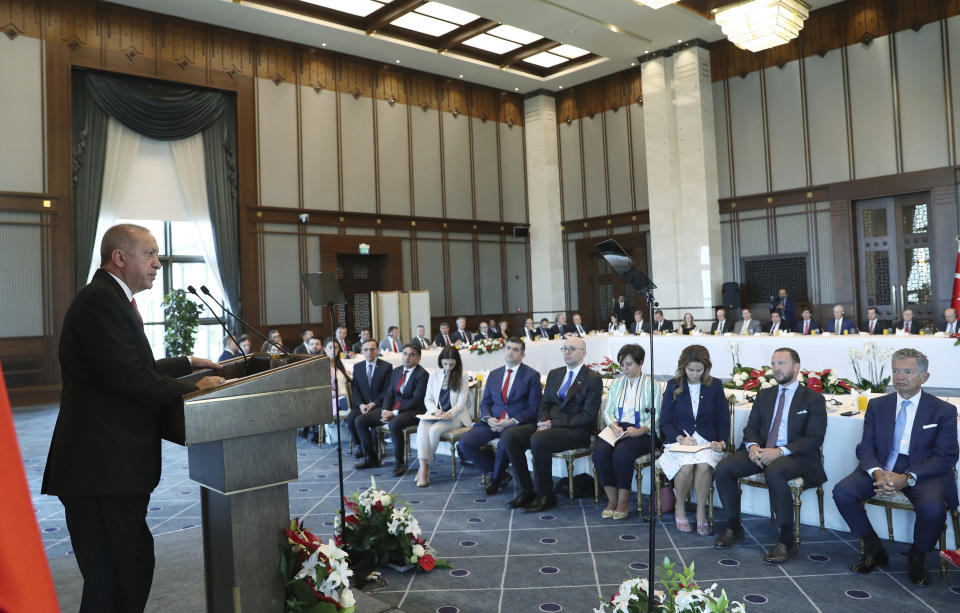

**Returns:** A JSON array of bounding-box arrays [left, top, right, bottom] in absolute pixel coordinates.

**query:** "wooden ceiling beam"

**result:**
[[365, 0, 426, 34], [436, 17, 498, 52], [499, 39, 560, 68]]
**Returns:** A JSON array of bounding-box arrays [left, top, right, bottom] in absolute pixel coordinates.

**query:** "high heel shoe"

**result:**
[[601, 509, 614, 519], [611, 510, 629, 520], [416, 474, 429, 487]]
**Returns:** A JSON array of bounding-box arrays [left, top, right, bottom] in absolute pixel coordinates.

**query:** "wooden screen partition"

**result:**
[[371, 291, 401, 343], [405, 290, 432, 340]]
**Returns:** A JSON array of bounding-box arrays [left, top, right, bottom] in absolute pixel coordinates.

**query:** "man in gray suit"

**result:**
[[379, 326, 403, 353], [733, 306, 762, 335]]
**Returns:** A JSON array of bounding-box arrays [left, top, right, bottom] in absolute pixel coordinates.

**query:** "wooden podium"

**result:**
[[161, 353, 331, 613]]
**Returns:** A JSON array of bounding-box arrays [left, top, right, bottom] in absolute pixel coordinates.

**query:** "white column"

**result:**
[[524, 94, 566, 317], [642, 46, 722, 324]]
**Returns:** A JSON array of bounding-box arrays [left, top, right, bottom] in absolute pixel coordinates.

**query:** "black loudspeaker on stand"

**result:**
[[595, 239, 659, 613]]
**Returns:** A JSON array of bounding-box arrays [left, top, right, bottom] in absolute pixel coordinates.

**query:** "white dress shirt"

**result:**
[[105, 271, 134, 301], [867, 391, 921, 476]]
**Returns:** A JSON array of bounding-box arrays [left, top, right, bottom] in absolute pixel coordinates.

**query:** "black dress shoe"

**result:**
[[355, 459, 380, 470], [354, 451, 364, 459], [298, 428, 309, 438], [523, 495, 558, 513], [764, 542, 799, 564], [714, 528, 745, 549], [485, 474, 510, 496], [393, 465, 406, 477], [506, 492, 535, 509], [850, 547, 888, 573], [908, 550, 931, 587]]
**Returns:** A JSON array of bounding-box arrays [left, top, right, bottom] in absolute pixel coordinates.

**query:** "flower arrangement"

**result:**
[[595, 557, 744, 613], [334, 478, 447, 572], [467, 337, 505, 355], [724, 365, 775, 391], [282, 519, 355, 613], [725, 341, 743, 373], [848, 343, 892, 393], [724, 365, 857, 394], [586, 357, 622, 379]]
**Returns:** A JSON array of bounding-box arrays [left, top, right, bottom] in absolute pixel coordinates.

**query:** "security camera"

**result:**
[[298, 213, 309, 224]]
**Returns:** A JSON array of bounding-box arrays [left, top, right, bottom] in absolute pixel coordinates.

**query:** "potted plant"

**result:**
[[162, 289, 203, 358]]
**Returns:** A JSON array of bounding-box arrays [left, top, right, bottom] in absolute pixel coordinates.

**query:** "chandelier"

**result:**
[[631, 1, 680, 8], [714, 0, 810, 53]]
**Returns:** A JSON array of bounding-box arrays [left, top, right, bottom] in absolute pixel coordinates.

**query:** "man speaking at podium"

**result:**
[[42, 224, 222, 613]]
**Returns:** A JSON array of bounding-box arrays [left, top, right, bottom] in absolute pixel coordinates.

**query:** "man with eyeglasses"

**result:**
[[500, 337, 602, 512]]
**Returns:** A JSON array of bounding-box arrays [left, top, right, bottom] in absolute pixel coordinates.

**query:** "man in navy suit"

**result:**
[[355, 343, 429, 476], [433, 322, 454, 347], [794, 308, 820, 335], [939, 307, 958, 335], [613, 295, 631, 324], [521, 317, 538, 342], [549, 313, 569, 339], [569, 313, 590, 337], [894, 307, 921, 334], [347, 339, 392, 459], [864, 307, 884, 335], [452, 317, 471, 344], [536, 318, 552, 340], [824, 304, 857, 334], [631, 310, 651, 335], [473, 321, 493, 343], [458, 338, 543, 495], [833, 348, 959, 586], [776, 287, 797, 328], [501, 336, 602, 512]]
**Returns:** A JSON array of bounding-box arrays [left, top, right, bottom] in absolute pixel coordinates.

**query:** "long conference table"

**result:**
[[354, 333, 960, 544]]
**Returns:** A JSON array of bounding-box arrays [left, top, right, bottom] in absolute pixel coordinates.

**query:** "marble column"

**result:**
[[524, 94, 566, 319], [641, 45, 723, 325]]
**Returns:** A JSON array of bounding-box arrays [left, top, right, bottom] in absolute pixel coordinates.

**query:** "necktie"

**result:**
[[391, 339, 398, 352], [803, 320, 809, 334], [950, 322, 956, 334], [499, 368, 513, 418], [836, 319, 842, 332], [392, 370, 407, 411], [771, 323, 778, 334], [718, 321, 723, 333], [884, 400, 910, 471], [131, 298, 143, 326], [869, 320, 876, 333], [905, 321, 910, 333], [636, 322, 641, 334], [444, 335, 450, 346], [340, 340, 347, 353], [558, 370, 575, 400], [765, 387, 788, 449], [578, 325, 584, 335], [367, 362, 374, 385]]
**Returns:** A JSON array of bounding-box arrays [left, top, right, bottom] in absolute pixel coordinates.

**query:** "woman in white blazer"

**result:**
[[415, 346, 472, 487]]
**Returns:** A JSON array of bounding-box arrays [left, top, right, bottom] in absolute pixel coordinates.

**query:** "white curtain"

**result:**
[[86, 117, 141, 282], [169, 133, 227, 310]]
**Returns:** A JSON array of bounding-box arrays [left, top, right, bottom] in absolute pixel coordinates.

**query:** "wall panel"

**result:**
[[442, 112, 472, 219], [581, 114, 607, 217], [847, 36, 897, 179], [339, 92, 376, 213], [257, 79, 299, 208], [478, 242, 502, 314], [566, 240, 579, 311], [410, 108, 443, 218], [376, 98, 411, 216], [499, 123, 526, 224], [629, 104, 649, 210], [737, 218, 769, 257], [776, 213, 809, 253], [712, 82, 731, 199], [559, 120, 584, 221], [0, 36, 43, 193], [472, 117, 499, 221], [263, 233, 301, 324], [605, 109, 633, 214], [416, 239, 445, 314], [728, 71, 767, 196], [300, 87, 339, 211], [0, 216, 42, 337], [896, 26, 949, 173], [505, 242, 529, 313], [815, 209, 835, 303], [950, 15, 960, 164], [306, 234, 324, 322], [448, 240, 476, 315], [804, 52, 850, 185], [764, 61, 806, 191]]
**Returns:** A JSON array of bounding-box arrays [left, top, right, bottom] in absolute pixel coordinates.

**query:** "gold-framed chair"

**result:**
[[437, 377, 484, 478], [860, 467, 960, 579]]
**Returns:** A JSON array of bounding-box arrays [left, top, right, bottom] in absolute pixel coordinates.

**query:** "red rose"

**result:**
[[373, 500, 383, 512], [610, 591, 619, 604], [418, 554, 436, 571], [806, 377, 823, 393], [345, 514, 360, 525], [749, 369, 763, 378], [742, 378, 761, 390], [838, 380, 851, 390]]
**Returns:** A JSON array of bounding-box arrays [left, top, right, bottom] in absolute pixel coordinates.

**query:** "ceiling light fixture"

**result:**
[[395, 59, 400, 63], [714, 0, 810, 53], [631, 0, 680, 8]]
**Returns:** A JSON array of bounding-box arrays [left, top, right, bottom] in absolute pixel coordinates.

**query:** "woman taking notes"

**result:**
[[592, 344, 662, 519], [658, 345, 729, 535], [415, 346, 472, 487]]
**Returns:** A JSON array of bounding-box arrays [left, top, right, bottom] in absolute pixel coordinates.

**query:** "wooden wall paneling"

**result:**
[[256, 39, 297, 86], [237, 74, 260, 327], [373, 64, 407, 105], [157, 18, 207, 85], [440, 79, 468, 116], [555, 89, 578, 125], [1, 0, 42, 38], [576, 80, 605, 120], [829, 199, 857, 308], [208, 28, 254, 88], [102, 4, 159, 76], [843, 0, 892, 47], [45, 0, 101, 66], [497, 93, 524, 126]]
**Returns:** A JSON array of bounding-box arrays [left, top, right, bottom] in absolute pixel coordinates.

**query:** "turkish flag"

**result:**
[[0, 362, 59, 613], [952, 246, 960, 312]]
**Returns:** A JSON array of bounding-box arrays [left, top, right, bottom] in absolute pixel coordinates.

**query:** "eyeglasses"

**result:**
[[560, 346, 581, 352]]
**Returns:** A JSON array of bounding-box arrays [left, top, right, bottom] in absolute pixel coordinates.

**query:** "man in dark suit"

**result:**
[[433, 322, 454, 347], [411, 325, 431, 351], [42, 224, 223, 613], [549, 313, 569, 339], [939, 307, 958, 335], [452, 317, 472, 344], [614, 295, 631, 324], [348, 339, 392, 459], [537, 318, 553, 340], [709, 308, 729, 334], [864, 307, 884, 335], [355, 343, 429, 476], [334, 326, 353, 358], [218, 335, 240, 361], [776, 287, 797, 328], [473, 321, 494, 342], [292, 328, 314, 354], [501, 337, 602, 512], [351, 328, 372, 354], [522, 317, 537, 342], [631, 310, 651, 335], [763, 310, 785, 335], [652, 309, 674, 334], [569, 313, 590, 337], [714, 348, 827, 564], [794, 308, 820, 335], [833, 348, 959, 585], [488, 319, 502, 338], [458, 338, 543, 495], [824, 304, 857, 334], [895, 307, 920, 334]]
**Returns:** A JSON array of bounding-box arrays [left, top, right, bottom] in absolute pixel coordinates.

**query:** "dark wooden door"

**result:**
[[336, 254, 388, 338], [575, 233, 648, 330]]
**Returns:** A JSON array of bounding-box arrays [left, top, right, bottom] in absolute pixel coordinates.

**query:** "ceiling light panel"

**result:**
[[523, 52, 567, 67], [462, 33, 522, 54], [551, 44, 589, 59], [300, 0, 387, 17], [391, 12, 459, 36], [415, 2, 479, 25], [487, 24, 542, 45]]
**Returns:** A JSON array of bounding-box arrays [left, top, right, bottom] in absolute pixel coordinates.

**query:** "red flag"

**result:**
[[0, 362, 60, 613], [952, 246, 960, 312]]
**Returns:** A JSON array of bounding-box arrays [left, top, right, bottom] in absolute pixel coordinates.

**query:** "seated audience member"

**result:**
[[864, 307, 883, 335], [653, 309, 673, 334], [292, 329, 314, 354], [680, 313, 699, 335], [714, 348, 826, 564], [764, 310, 785, 335], [940, 307, 958, 335], [379, 326, 403, 353], [498, 319, 510, 339], [733, 307, 761, 335], [452, 317, 471, 345], [592, 344, 661, 520], [434, 322, 454, 347], [458, 338, 542, 495], [659, 345, 729, 535], [608, 314, 626, 334], [415, 347, 472, 487], [355, 343, 429, 476], [218, 336, 240, 361], [794, 308, 820, 335], [549, 313, 569, 339], [522, 317, 538, 342], [776, 287, 797, 328], [488, 319, 501, 338], [412, 325, 431, 350], [348, 340, 391, 459], [474, 321, 493, 342], [832, 348, 958, 586], [709, 308, 728, 335], [631, 310, 650, 335], [351, 328, 372, 354], [614, 295, 631, 324], [239, 335, 252, 355], [260, 329, 287, 353], [304, 336, 322, 355], [537, 318, 553, 340], [296, 336, 327, 441], [321, 337, 352, 444], [501, 337, 602, 512], [570, 313, 590, 337], [825, 305, 856, 334], [334, 326, 353, 358], [895, 307, 920, 334]]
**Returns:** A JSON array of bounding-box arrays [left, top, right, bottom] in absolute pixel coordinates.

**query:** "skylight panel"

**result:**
[[487, 24, 542, 45], [415, 2, 479, 25], [392, 11, 460, 36], [301, 0, 386, 17], [551, 44, 590, 59], [523, 52, 567, 67], [462, 33, 521, 54]]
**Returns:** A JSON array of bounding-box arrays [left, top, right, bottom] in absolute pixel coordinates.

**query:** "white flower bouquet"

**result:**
[[282, 518, 355, 613]]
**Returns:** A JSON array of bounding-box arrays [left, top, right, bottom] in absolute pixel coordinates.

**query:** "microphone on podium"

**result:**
[[186, 285, 249, 372], [199, 285, 293, 359]]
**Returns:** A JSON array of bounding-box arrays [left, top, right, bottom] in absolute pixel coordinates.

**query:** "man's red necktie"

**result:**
[[393, 370, 407, 411], [905, 322, 910, 333], [869, 320, 875, 333], [803, 321, 809, 334], [499, 369, 513, 419], [391, 339, 398, 352], [131, 298, 143, 326]]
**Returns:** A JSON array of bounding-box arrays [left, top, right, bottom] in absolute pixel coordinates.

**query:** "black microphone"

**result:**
[[200, 285, 292, 359], [187, 285, 249, 372]]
